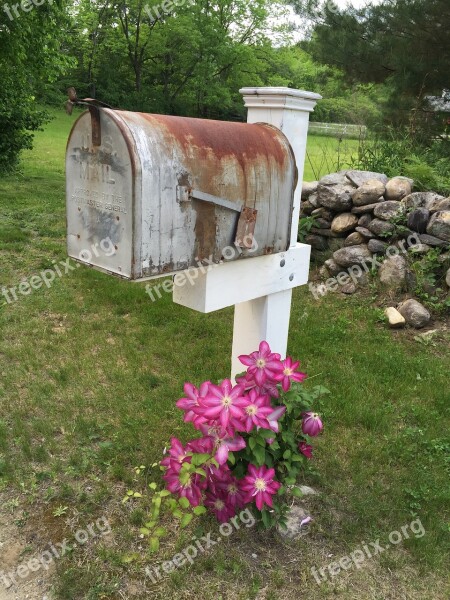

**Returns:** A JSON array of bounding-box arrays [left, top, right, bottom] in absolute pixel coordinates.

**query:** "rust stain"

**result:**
[[134, 113, 291, 169]]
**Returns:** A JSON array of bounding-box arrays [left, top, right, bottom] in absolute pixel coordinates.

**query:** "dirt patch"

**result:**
[[0, 505, 54, 600]]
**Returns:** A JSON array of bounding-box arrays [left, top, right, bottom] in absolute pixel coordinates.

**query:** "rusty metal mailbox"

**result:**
[[66, 108, 297, 280]]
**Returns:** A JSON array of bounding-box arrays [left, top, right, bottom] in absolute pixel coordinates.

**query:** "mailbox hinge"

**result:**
[[176, 186, 257, 250]]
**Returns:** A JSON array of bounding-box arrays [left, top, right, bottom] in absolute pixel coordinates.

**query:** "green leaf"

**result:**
[[180, 513, 193, 528], [172, 509, 183, 519], [154, 527, 167, 538], [191, 453, 211, 466], [283, 449, 292, 459], [249, 437, 257, 451], [145, 521, 156, 529], [290, 487, 304, 498], [193, 506, 207, 516], [133, 492, 143, 498], [159, 490, 171, 497], [139, 527, 150, 536], [149, 537, 160, 553], [227, 452, 235, 465], [253, 444, 266, 466], [178, 497, 190, 509], [148, 482, 157, 490]]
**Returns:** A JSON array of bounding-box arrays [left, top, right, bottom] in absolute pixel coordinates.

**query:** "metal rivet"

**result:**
[[280, 259, 285, 267], [289, 274, 294, 281]]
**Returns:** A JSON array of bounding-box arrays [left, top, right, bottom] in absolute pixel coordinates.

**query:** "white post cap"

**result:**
[[240, 87, 322, 112]]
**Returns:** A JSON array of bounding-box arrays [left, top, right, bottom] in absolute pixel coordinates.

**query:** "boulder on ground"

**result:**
[[333, 244, 372, 268], [418, 234, 449, 248], [301, 181, 318, 200], [344, 232, 365, 246], [305, 234, 328, 251], [446, 267, 450, 287], [385, 307, 406, 328], [317, 183, 353, 211], [378, 255, 407, 289], [318, 172, 350, 186], [324, 258, 345, 276], [373, 201, 403, 221], [426, 210, 450, 242], [367, 218, 395, 237], [351, 202, 381, 215], [355, 226, 375, 239], [358, 214, 373, 228], [402, 191, 443, 211], [397, 299, 431, 329], [331, 212, 358, 234], [346, 170, 388, 187], [385, 177, 412, 200], [407, 208, 430, 234], [368, 239, 388, 254], [352, 179, 386, 206]]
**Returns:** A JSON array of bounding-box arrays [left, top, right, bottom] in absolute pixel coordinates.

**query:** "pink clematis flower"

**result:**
[[277, 357, 307, 392], [239, 464, 281, 510], [162, 460, 206, 507], [298, 441, 313, 459], [197, 379, 247, 430], [239, 390, 274, 433], [176, 381, 211, 429], [204, 491, 236, 522], [198, 424, 246, 465], [301, 412, 323, 437], [160, 437, 190, 468], [266, 405, 286, 433], [236, 372, 280, 400], [239, 341, 284, 386]]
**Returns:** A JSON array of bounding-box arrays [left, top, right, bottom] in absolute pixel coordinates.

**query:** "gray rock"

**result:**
[[305, 234, 328, 251], [373, 200, 403, 221], [426, 210, 450, 242], [333, 244, 372, 268], [352, 179, 386, 206], [341, 282, 357, 294], [311, 207, 334, 221], [301, 181, 318, 200], [355, 226, 375, 239], [446, 268, 450, 287], [398, 299, 431, 329], [314, 217, 332, 229], [298, 485, 318, 496], [300, 200, 314, 215], [385, 307, 406, 328], [436, 198, 450, 212], [367, 218, 395, 237], [385, 177, 412, 200], [409, 243, 431, 255], [346, 170, 388, 187], [317, 183, 353, 211], [402, 191, 443, 211], [277, 505, 312, 539], [358, 214, 373, 228], [318, 172, 350, 186], [310, 227, 341, 238], [368, 239, 388, 254], [418, 234, 449, 248], [378, 255, 407, 289], [407, 208, 430, 233], [328, 237, 346, 251], [308, 193, 320, 208], [351, 202, 381, 215], [324, 258, 345, 276], [331, 212, 358, 234], [345, 232, 365, 246]]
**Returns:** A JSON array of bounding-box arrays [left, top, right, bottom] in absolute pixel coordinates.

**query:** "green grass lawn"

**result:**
[[0, 110, 449, 600]]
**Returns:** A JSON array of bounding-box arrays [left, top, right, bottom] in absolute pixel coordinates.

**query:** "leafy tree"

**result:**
[[0, 1, 73, 174], [292, 0, 450, 130]]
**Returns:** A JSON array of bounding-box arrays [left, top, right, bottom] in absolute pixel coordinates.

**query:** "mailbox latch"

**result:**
[[176, 186, 257, 249]]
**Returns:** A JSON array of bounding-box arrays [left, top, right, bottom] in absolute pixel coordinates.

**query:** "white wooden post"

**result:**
[[173, 87, 321, 379]]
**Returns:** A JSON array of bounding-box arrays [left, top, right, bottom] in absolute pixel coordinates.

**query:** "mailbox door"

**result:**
[[66, 110, 140, 278]]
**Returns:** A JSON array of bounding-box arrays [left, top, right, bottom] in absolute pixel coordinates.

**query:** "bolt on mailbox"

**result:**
[[66, 107, 297, 280]]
